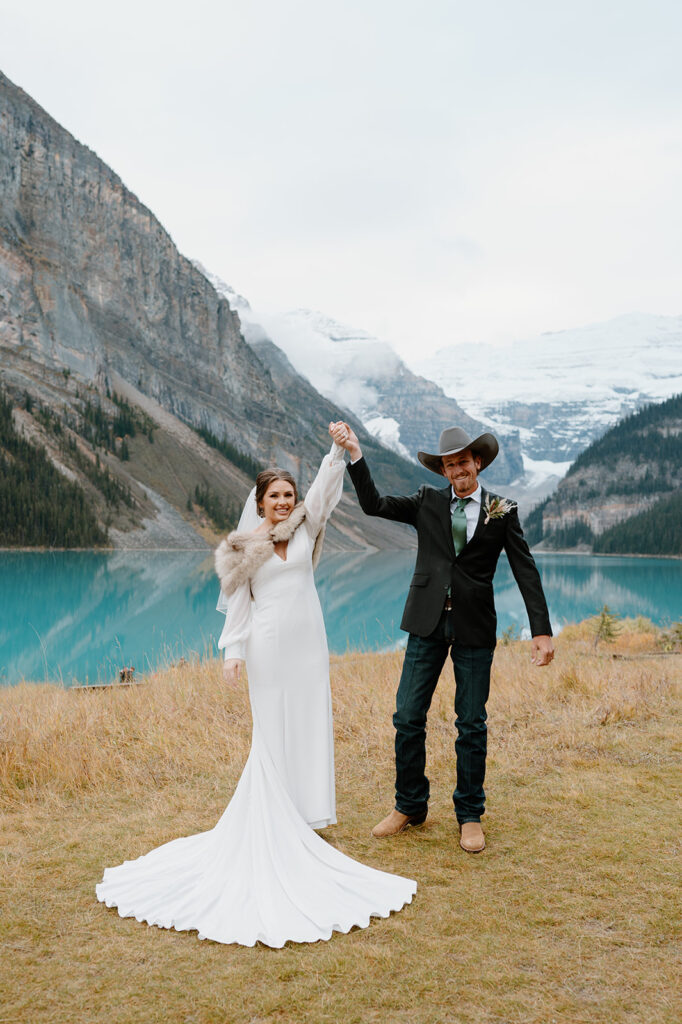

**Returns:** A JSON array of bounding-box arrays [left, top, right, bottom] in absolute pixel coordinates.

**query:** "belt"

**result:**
[[444, 598, 453, 611]]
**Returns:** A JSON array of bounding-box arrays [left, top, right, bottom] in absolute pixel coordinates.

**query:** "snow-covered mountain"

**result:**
[[194, 264, 524, 488], [197, 268, 681, 507], [412, 314, 682, 463], [252, 308, 413, 457]]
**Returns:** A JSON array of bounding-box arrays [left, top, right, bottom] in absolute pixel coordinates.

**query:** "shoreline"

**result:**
[[3, 616, 680, 691], [1, 546, 681, 560], [531, 548, 682, 561], [0, 546, 211, 553]]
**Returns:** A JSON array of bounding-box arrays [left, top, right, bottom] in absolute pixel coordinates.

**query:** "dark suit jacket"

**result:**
[[347, 457, 552, 648]]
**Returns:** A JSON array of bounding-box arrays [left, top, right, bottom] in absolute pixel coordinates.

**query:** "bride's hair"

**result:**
[[255, 468, 299, 516]]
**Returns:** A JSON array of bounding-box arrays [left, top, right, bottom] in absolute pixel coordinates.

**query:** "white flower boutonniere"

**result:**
[[483, 495, 516, 525]]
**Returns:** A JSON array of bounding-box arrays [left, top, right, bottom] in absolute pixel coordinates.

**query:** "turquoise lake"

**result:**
[[0, 550, 680, 686]]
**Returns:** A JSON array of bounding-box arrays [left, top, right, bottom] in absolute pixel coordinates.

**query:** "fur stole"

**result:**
[[214, 502, 325, 598]]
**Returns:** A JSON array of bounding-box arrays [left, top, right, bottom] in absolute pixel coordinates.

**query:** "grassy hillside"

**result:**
[[1, 623, 679, 1023]]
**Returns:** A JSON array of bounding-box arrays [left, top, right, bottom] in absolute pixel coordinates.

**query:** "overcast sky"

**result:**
[[2, 0, 681, 359]]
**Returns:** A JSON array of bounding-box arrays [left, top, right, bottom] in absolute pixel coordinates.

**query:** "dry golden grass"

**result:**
[[1, 625, 680, 1024]]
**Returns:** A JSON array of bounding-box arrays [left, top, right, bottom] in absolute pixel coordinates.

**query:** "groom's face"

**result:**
[[442, 449, 481, 497]]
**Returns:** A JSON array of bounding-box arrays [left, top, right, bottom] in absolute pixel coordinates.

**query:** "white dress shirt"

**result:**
[[450, 483, 482, 545]]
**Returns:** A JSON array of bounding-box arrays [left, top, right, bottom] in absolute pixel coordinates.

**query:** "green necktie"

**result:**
[[452, 497, 471, 556]]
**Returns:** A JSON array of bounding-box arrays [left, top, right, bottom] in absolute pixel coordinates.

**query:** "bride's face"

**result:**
[[261, 479, 296, 525]]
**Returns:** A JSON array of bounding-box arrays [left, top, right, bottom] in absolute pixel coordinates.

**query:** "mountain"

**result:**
[[0, 70, 440, 551], [196, 266, 524, 490], [593, 492, 682, 556], [524, 394, 682, 555], [412, 314, 682, 482]]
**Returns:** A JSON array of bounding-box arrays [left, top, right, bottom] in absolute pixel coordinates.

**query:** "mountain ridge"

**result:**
[[413, 313, 682, 469], [195, 265, 525, 490], [0, 69, 436, 550], [524, 393, 682, 555]]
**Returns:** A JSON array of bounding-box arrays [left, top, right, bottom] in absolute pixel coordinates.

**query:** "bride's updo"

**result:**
[[255, 468, 299, 517]]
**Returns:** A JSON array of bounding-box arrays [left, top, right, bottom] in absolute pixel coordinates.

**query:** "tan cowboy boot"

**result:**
[[459, 821, 485, 853], [371, 809, 427, 838]]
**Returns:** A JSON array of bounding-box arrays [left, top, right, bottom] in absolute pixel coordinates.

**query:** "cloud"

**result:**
[[3, 0, 682, 357]]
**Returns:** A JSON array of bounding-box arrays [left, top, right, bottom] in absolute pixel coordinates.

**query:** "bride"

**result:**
[[96, 424, 416, 947]]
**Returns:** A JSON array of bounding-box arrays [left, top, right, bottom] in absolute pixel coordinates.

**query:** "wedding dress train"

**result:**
[[96, 445, 416, 946]]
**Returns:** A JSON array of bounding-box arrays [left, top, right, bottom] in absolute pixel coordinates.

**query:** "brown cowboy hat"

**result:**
[[417, 426, 499, 476]]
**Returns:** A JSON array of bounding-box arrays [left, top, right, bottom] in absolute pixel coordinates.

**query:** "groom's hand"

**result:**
[[531, 635, 554, 667], [329, 421, 362, 461]]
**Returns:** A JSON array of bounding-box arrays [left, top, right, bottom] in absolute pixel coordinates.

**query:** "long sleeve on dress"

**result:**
[[218, 579, 252, 661], [303, 442, 346, 537]]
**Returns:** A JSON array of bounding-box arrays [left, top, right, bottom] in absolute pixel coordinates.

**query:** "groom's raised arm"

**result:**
[[330, 422, 421, 527], [348, 457, 422, 526]]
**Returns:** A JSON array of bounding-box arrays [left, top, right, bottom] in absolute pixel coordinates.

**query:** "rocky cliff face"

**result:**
[[0, 71, 431, 549], [0, 71, 288, 460]]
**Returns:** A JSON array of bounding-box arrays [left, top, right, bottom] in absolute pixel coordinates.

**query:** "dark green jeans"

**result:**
[[393, 611, 494, 824]]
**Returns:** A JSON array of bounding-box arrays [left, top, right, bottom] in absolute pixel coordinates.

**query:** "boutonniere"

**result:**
[[483, 496, 516, 525]]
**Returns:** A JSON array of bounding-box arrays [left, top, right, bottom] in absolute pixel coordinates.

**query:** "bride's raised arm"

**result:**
[[302, 431, 347, 536]]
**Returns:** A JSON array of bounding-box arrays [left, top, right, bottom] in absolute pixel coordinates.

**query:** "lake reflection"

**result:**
[[0, 550, 680, 686]]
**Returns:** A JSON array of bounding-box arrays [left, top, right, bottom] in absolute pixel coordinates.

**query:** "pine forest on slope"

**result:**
[[524, 394, 682, 555], [0, 388, 106, 547]]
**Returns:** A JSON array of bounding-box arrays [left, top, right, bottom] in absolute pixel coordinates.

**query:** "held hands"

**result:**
[[531, 635, 554, 667], [329, 421, 362, 461], [223, 658, 243, 686]]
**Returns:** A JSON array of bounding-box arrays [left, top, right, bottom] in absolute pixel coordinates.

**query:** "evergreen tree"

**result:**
[[594, 492, 682, 556], [192, 481, 238, 531], [0, 388, 107, 547], [522, 497, 548, 545], [567, 393, 682, 478], [192, 425, 261, 480], [593, 605, 622, 648]]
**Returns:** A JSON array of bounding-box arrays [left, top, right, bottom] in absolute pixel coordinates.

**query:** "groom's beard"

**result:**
[[452, 473, 478, 496]]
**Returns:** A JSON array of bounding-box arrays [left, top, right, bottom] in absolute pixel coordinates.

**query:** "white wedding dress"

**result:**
[[96, 444, 416, 946]]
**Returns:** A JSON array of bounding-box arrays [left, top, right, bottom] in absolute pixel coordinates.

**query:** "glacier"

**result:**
[[412, 312, 682, 461]]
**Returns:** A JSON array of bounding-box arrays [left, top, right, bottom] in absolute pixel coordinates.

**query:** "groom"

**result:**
[[330, 422, 554, 853]]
